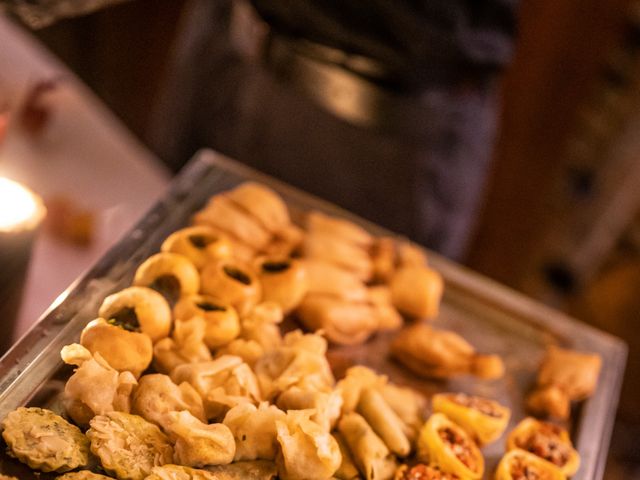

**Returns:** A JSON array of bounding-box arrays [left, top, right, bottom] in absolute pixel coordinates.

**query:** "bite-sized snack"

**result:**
[[80, 318, 153, 378], [264, 224, 304, 257], [336, 366, 388, 414], [61, 344, 137, 426], [153, 317, 212, 374], [338, 412, 397, 480], [254, 330, 334, 400], [394, 464, 460, 480], [1, 407, 89, 473], [239, 302, 284, 352], [200, 259, 261, 316], [378, 383, 427, 443], [495, 449, 566, 480], [357, 387, 411, 457], [193, 195, 271, 250], [304, 260, 369, 302], [164, 411, 235, 467], [133, 253, 200, 305], [306, 211, 373, 248], [526, 386, 570, 421], [389, 265, 443, 319], [432, 393, 511, 446], [57, 471, 113, 480], [170, 355, 261, 421], [174, 294, 240, 349], [303, 233, 372, 281], [391, 324, 505, 380], [537, 347, 602, 400], [396, 241, 428, 267], [87, 412, 174, 480], [255, 257, 308, 313], [205, 460, 278, 480], [276, 386, 343, 432], [417, 413, 484, 480], [507, 418, 579, 477], [146, 464, 217, 480], [368, 286, 403, 331], [334, 432, 361, 480], [132, 374, 206, 429], [371, 237, 396, 283], [222, 402, 287, 461], [161, 226, 233, 269], [226, 182, 290, 234], [216, 338, 264, 367], [296, 294, 378, 346], [275, 409, 342, 480], [98, 286, 172, 342]]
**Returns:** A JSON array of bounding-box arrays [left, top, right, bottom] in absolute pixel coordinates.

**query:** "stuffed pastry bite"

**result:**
[[432, 393, 510, 446], [389, 265, 443, 320], [205, 460, 278, 480], [507, 418, 579, 477], [417, 413, 484, 480], [255, 256, 308, 313], [223, 402, 286, 461], [225, 182, 291, 234], [153, 317, 212, 374], [133, 253, 200, 305], [161, 225, 233, 269], [200, 259, 261, 316], [1, 407, 89, 473], [173, 294, 240, 349], [394, 464, 460, 480], [495, 449, 566, 480], [57, 471, 113, 480]]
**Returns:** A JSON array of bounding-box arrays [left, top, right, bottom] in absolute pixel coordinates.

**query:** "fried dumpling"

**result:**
[[275, 409, 342, 480], [222, 402, 286, 461], [495, 449, 566, 480], [153, 317, 212, 374], [239, 302, 284, 353], [1, 407, 89, 473], [276, 386, 343, 432], [146, 464, 217, 480], [61, 343, 137, 426], [205, 460, 278, 480], [336, 366, 387, 414], [164, 411, 235, 467], [57, 471, 113, 480], [357, 388, 411, 457], [132, 374, 206, 429], [378, 383, 427, 443]]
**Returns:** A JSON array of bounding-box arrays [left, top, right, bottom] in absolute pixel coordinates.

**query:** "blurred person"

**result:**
[[3, 0, 518, 259]]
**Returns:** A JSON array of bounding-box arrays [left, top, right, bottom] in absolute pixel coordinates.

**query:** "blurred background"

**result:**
[[1, 0, 639, 478]]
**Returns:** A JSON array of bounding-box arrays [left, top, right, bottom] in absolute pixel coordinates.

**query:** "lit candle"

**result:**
[[0, 177, 46, 355]]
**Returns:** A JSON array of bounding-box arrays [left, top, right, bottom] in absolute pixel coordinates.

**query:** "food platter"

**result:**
[[0, 149, 627, 479]]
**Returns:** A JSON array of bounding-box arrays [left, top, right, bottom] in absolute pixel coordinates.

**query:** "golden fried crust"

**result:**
[[200, 260, 261, 316], [87, 412, 173, 480], [1, 407, 89, 473], [57, 471, 114, 480], [161, 226, 233, 270], [146, 464, 218, 480], [537, 347, 602, 401]]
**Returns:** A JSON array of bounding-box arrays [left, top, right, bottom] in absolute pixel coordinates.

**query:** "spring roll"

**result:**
[[357, 388, 411, 457], [333, 432, 360, 480]]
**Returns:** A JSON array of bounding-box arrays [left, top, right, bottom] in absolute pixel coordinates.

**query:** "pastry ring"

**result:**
[[161, 225, 232, 270], [173, 294, 241, 349], [98, 286, 172, 342], [133, 252, 200, 303], [200, 259, 261, 316]]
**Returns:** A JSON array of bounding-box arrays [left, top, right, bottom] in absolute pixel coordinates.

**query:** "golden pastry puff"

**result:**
[[80, 318, 153, 378], [98, 286, 172, 342], [495, 449, 566, 480], [226, 181, 291, 233], [173, 294, 241, 349], [133, 252, 200, 304], [417, 413, 484, 480], [200, 259, 261, 316], [507, 418, 580, 477], [161, 226, 232, 269], [389, 265, 444, 319], [432, 393, 511, 446], [255, 256, 308, 314]]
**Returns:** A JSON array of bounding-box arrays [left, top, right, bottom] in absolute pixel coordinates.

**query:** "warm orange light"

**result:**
[[0, 177, 45, 232]]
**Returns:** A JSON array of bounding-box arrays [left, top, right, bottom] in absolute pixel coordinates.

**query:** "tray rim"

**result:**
[[0, 149, 627, 480]]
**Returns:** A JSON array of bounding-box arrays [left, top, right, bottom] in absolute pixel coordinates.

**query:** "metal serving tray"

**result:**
[[0, 150, 627, 480]]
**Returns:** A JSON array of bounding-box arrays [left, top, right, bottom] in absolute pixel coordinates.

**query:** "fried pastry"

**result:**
[[57, 471, 113, 480], [296, 294, 378, 346], [193, 195, 271, 250], [164, 411, 235, 467], [161, 226, 233, 269], [205, 460, 278, 480], [87, 412, 173, 480], [338, 412, 397, 480], [495, 449, 566, 480], [153, 317, 212, 374], [80, 318, 153, 378], [336, 366, 388, 414], [507, 418, 579, 477], [133, 253, 200, 305], [303, 232, 373, 281], [146, 465, 217, 480], [525, 386, 570, 421], [396, 241, 428, 267], [432, 393, 511, 446], [132, 374, 206, 429], [334, 432, 361, 480], [304, 260, 369, 302], [417, 413, 484, 480], [276, 386, 343, 432], [389, 265, 443, 319], [256, 257, 308, 313], [378, 383, 427, 443], [1, 407, 89, 473], [216, 338, 264, 367], [173, 294, 240, 349], [99, 286, 173, 342], [391, 324, 505, 380], [368, 285, 403, 331], [239, 301, 284, 353], [263, 224, 304, 257], [200, 259, 261, 316], [371, 237, 396, 283], [394, 464, 460, 480], [536, 346, 602, 401], [306, 211, 373, 248], [222, 402, 286, 461], [226, 182, 290, 234]]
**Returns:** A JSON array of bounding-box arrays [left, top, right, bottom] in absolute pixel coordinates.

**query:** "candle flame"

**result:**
[[0, 177, 40, 231]]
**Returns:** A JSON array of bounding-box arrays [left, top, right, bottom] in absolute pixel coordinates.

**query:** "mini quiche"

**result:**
[[495, 449, 566, 480], [1, 407, 89, 473]]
